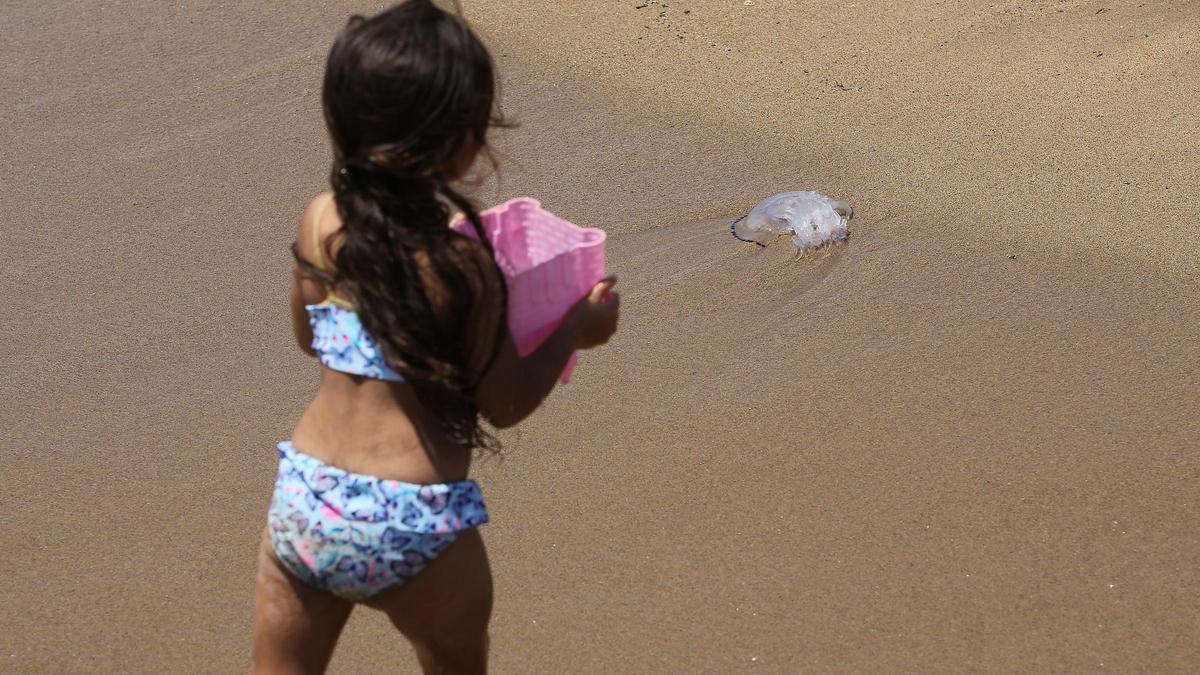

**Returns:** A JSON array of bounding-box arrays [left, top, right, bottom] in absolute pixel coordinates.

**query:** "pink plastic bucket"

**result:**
[[452, 198, 606, 383]]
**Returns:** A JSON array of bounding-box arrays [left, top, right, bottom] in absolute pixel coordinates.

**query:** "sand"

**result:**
[[2, 0, 1197, 672]]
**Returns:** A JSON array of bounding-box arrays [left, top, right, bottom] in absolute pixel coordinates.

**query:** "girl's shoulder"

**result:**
[[295, 191, 500, 294], [296, 191, 341, 272]]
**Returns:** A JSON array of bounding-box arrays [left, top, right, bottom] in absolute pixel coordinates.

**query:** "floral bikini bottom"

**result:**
[[267, 441, 489, 601]]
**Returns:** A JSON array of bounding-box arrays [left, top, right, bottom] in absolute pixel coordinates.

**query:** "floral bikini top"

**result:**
[[306, 197, 404, 382]]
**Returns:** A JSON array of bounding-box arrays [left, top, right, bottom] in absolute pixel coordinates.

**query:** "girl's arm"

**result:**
[[290, 272, 318, 357], [289, 194, 335, 357], [473, 278, 619, 428]]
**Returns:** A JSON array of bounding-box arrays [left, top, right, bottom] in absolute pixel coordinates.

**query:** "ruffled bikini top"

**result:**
[[306, 197, 404, 382]]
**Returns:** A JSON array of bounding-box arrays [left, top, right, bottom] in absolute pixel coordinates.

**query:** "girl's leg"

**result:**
[[365, 528, 493, 674], [252, 531, 354, 675]]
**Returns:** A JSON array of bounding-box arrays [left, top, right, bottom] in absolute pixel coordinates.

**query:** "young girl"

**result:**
[[252, 3, 620, 672]]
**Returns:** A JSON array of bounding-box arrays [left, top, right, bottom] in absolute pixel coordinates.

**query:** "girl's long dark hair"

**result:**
[[296, 1, 507, 451]]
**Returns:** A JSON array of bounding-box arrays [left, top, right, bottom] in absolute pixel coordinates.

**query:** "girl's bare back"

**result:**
[[290, 192, 484, 484]]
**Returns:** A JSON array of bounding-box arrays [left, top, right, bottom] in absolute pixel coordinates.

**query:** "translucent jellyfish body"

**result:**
[[732, 191, 853, 252]]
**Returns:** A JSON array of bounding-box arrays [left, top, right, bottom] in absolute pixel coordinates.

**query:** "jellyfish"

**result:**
[[732, 191, 853, 253]]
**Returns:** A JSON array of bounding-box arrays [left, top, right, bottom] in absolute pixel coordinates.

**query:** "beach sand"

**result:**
[[2, 0, 1197, 671]]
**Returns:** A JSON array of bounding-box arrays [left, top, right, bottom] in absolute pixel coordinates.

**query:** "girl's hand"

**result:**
[[572, 276, 620, 350]]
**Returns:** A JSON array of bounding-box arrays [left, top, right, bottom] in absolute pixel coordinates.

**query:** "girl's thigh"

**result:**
[[365, 528, 493, 650], [252, 531, 354, 674]]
